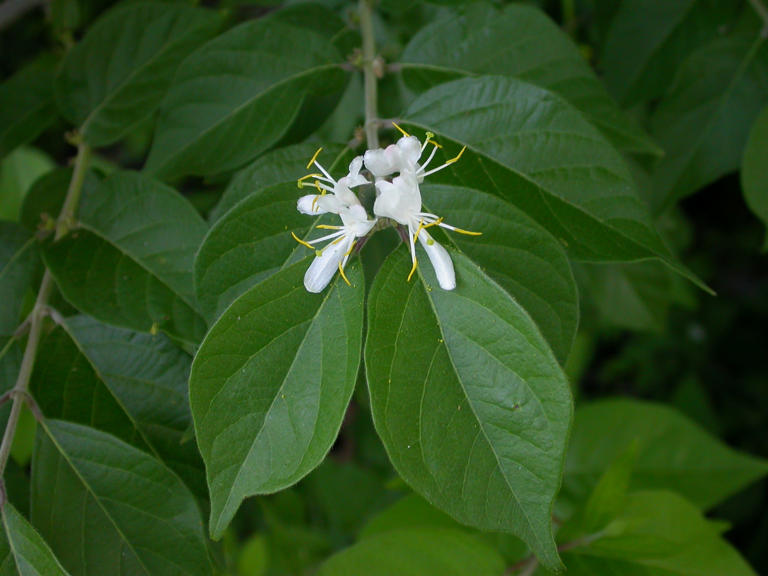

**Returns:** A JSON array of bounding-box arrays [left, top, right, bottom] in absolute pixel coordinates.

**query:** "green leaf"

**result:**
[[20, 167, 99, 233], [401, 76, 706, 292], [0, 56, 59, 160], [366, 246, 572, 571], [209, 142, 347, 223], [741, 105, 768, 246], [573, 260, 689, 332], [602, 0, 741, 105], [0, 147, 55, 221], [0, 222, 40, 336], [144, 17, 346, 179], [31, 420, 211, 576], [189, 257, 364, 539], [551, 491, 758, 576], [196, 145, 352, 320], [316, 528, 505, 576], [30, 315, 204, 496], [401, 2, 660, 156], [651, 34, 768, 212], [563, 399, 768, 510], [0, 502, 71, 576], [360, 494, 459, 540], [55, 2, 219, 147], [422, 184, 578, 364], [43, 171, 208, 343]]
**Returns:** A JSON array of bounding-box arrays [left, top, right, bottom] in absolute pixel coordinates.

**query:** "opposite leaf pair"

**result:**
[[294, 126, 479, 293]]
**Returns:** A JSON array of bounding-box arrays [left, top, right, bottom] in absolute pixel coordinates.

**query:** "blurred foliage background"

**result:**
[[1, 0, 766, 574]]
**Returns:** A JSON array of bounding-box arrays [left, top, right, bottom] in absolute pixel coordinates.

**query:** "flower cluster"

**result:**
[[294, 124, 480, 293]]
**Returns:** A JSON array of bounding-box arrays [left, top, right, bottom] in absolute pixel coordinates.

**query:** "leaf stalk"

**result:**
[[359, 0, 379, 149]]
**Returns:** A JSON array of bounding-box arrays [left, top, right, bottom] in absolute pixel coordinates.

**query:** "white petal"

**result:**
[[372, 173, 421, 225], [297, 195, 327, 215], [397, 135, 422, 169], [304, 235, 354, 293], [348, 155, 364, 177], [364, 145, 400, 177], [315, 194, 344, 214], [418, 231, 455, 290]]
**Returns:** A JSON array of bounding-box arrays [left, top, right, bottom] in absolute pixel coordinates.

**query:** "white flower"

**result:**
[[297, 149, 368, 215], [363, 123, 466, 182], [373, 170, 479, 291], [293, 204, 375, 293]]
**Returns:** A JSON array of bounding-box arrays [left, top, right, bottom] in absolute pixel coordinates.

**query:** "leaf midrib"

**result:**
[[79, 4, 209, 137], [414, 253, 552, 558], [41, 422, 152, 576], [148, 62, 343, 174]]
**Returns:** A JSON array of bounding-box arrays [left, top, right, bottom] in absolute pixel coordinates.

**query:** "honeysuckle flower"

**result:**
[[363, 123, 466, 183], [297, 149, 368, 215], [292, 204, 375, 293], [373, 170, 480, 291]]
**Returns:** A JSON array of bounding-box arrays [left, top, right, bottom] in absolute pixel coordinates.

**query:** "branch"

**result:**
[[0, 0, 45, 31], [747, 0, 768, 35], [0, 140, 91, 486], [358, 0, 379, 149]]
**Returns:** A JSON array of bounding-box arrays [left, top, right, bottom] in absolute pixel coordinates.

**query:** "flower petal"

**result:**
[[304, 234, 354, 293], [418, 231, 455, 290], [297, 194, 326, 215]]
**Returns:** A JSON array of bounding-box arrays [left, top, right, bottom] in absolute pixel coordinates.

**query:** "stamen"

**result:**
[[291, 232, 315, 250], [407, 259, 418, 282], [298, 173, 323, 188], [392, 122, 410, 137], [338, 262, 351, 286], [439, 222, 482, 236], [306, 147, 323, 169], [413, 219, 426, 243], [446, 146, 466, 164], [418, 145, 439, 173], [427, 139, 442, 149], [316, 224, 344, 230]]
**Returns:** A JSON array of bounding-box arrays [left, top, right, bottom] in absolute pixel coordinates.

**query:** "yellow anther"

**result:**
[[452, 226, 482, 236], [306, 147, 323, 169], [426, 131, 435, 139], [392, 122, 410, 137], [291, 232, 315, 250], [427, 139, 443, 149], [338, 262, 351, 286], [315, 249, 323, 257], [331, 235, 345, 245], [297, 173, 322, 188], [313, 181, 324, 193], [407, 259, 418, 282], [316, 224, 344, 230], [446, 146, 467, 164]]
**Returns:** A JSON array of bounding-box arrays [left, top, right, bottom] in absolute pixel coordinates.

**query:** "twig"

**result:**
[[358, 0, 379, 149], [0, 140, 92, 479], [747, 0, 768, 35], [0, 0, 45, 31]]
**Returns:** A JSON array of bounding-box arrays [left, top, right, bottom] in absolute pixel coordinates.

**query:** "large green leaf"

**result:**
[[0, 56, 59, 160], [543, 491, 757, 575], [43, 171, 207, 343], [366, 246, 572, 571], [573, 260, 692, 332], [209, 142, 347, 223], [0, 222, 40, 336], [19, 168, 99, 233], [190, 258, 364, 539], [144, 17, 346, 179], [651, 34, 768, 211], [741, 105, 768, 247], [316, 528, 505, 576], [31, 420, 211, 576], [401, 2, 660, 156], [0, 502, 71, 576], [602, 0, 741, 105], [562, 399, 768, 510], [422, 184, 578, 364], [0, 147, 55, 222], [30, 315, 204, 495], [401, 76, 704, 291], [196, 146, 351, 320], [54, 2, 219, 147]]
